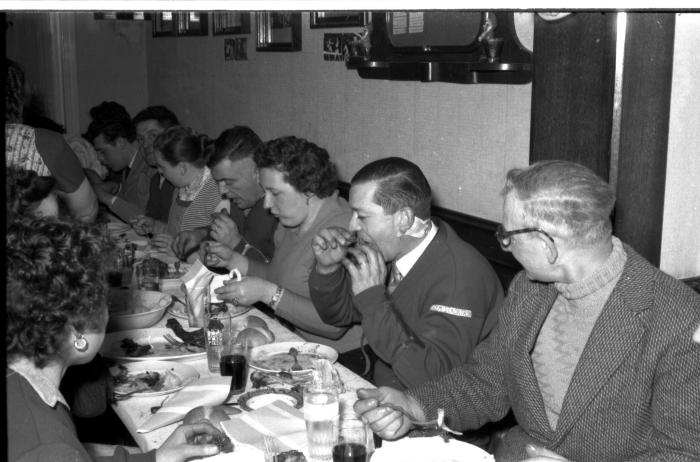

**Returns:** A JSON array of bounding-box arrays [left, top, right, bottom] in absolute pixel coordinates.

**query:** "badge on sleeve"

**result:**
[[430, 305, 472, 318]]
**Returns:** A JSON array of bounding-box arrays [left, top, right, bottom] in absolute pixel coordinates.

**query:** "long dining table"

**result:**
[[107, 305, 374, 455]]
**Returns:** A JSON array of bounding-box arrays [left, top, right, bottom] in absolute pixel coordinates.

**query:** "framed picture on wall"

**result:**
[[256, 12, 302, 51], [213, 12, 251, 35], [310, 11, 368, 28], [153, 12, 209, 37], [94, 12, 151, 20]]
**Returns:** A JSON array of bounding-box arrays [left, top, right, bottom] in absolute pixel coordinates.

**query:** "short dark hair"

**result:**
[[153, 126, 211, 168], [255, 136, 338, 198], [351, 157, 432, 219], [6, 217, 109, 368], [132, 105, 180, 129], [84, 101, 136, 143], [207, 125, 263, 169], [6, 166, 56, 223]]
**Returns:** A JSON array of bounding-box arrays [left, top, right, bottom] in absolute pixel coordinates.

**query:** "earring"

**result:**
[[73, 334, 89, 352]]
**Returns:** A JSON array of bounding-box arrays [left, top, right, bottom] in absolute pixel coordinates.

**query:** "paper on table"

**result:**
[[136, 376, 231, 433], [221, 401, 307, 454]]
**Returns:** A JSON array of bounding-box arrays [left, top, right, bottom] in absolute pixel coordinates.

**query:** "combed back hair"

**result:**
[[6, 217, 109, 368], [132, 105, 180, 129], [84, 101, 136, 143], [207, 125, 263, 169], [502, 160, 616, 246], [6, 59, 26, 123], [255, 136, 338, 198], [351, 157, 432, 219], [153, 126, 211, 168], [6, 166, 56, 223]]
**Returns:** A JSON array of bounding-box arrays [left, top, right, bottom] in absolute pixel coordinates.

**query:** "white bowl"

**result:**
[[108, 289, 172, 332]]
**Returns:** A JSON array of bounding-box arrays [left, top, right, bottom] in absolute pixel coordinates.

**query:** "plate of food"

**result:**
[[249, 341, 338, 375], [372, 436, 494, 462], [111, 360, 199, 397], [100, 326, 206, 361], [237, 388, 303, 411]]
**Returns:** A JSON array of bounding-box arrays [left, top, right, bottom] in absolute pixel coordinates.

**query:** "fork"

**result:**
[[163, 333, 184, 347], [380, 405, 462, 438], [262, 434, 279, 462]]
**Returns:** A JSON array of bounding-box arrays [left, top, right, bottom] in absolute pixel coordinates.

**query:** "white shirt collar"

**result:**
[[127, 145, 139, 169], [8, 357, 70, 409], [394, 220, 438, 278]]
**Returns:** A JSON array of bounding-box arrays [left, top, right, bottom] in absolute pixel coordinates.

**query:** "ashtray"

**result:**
[[237, 387, 302, 411]]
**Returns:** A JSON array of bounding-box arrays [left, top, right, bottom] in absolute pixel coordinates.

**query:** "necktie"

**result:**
[[386, 263, 403, 295]]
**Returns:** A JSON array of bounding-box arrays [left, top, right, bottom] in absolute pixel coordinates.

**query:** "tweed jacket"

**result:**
[[410, 244, 700, 462]]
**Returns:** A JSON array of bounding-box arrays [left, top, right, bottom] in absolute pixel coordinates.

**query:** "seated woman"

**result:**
[[5, 59, 98, 223], [205, 136, 364, 354], [6, 217, 224, 462], [131, 126, 223, 255]]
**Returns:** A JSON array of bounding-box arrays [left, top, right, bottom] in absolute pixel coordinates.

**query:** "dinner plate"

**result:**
[[372, 436, 494, 462], [248, 341, 338, 374], [101, 327, 207, 361], [111, 360, 199, 397], [237, 388, 303, 411], [167, 301, 252, 320]]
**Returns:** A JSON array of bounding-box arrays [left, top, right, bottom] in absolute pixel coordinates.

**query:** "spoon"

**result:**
[[289, 347, 302, 371]]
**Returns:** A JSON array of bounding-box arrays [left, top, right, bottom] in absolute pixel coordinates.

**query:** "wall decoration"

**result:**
[[213, 12, 251, 35], [153, 12, 208, 37], [225, 39, 235, 61], [323, 32, 364, 61], [235, 38, 248, 60], [94, 12, 151, 20], [256, 12, 301, 51], [310, 11, 368, 28]]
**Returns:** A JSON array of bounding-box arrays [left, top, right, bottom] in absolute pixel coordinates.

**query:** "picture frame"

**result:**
[[94, 12, 151, 20], [213, 12, 251, 35], [153, 12, 209, 37], [310, 11, 368, 28], [256, 12, 302, 51]]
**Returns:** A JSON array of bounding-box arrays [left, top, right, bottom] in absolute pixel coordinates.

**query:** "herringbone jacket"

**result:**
[[411, 244, 700, 461]]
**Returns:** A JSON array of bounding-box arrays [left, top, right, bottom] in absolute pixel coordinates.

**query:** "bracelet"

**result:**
[[269, 285, 284, 310]]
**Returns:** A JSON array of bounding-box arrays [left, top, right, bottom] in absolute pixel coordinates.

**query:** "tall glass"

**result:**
[[204, 305, 232, 373], [303, 383, 340, 462], [333, 413, 371, 462]]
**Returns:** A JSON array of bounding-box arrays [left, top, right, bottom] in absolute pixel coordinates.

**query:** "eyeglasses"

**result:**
[[494, 224, 555, 251]]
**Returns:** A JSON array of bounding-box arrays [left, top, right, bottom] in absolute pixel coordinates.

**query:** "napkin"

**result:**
[[181, 260, 214, 327], [221, 401, 308, 453], [136, 376, 231, 433]]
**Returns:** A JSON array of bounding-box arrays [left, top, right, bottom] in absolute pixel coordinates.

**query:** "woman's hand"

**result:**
[[210, 210, 242, 248], [173, 228, 208, 260], [131, 215, 155, 236], [214, 276, 277, 306], [155, 422, 221, 462]]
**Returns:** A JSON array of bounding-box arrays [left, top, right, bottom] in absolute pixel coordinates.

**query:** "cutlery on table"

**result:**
[[379, 405, 462, 440]]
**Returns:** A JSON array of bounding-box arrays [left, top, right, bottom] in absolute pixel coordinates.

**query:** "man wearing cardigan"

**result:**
[[354, 160, 700, 461]]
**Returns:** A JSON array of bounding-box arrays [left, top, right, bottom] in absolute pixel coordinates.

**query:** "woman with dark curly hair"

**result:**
[[6, 217, 226, 462], [131, 126, 223, 256], [204, 136, 363, 354]]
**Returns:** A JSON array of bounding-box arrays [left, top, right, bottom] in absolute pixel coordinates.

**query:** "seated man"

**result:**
[[355, 160, 700, 462], [173, 126, 277, 263], [309, 157, 503, 389], [84, 101, 150, 223]]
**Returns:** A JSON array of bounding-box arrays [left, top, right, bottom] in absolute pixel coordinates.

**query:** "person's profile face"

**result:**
[[136, 119, 165, 167], [211, 157, 260, 210], [154, 150, 185, 187], [259, 167, 308, 228], [348, 181, 401, 261], [93, 134, 129, 172]]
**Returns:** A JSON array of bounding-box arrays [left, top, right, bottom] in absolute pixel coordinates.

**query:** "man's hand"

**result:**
[[173, 228, 208, 260], [344, 242, 387, 295], [210, 209, 242, 248], [202, 240, 248, 274], [155, 422, 221, 462], [131, 215, 155, 236], [354, 387, 421, 441], [522, 444, 570, 462], [214, 276, 276, 306], [312, 227, 355, 275]]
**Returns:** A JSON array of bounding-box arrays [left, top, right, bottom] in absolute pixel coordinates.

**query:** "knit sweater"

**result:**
[[531, 237, 627, 428]]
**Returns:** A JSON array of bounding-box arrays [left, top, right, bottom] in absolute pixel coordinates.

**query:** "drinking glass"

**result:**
[[136, 259, 161, 291], [220, 342, 249, 399], [333, 413, 371, 462], [303, 383, 340, 462], [204, 305, 233, 373]]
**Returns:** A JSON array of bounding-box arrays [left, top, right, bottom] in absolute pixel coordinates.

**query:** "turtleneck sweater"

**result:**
[[531, 236, 627, 429]]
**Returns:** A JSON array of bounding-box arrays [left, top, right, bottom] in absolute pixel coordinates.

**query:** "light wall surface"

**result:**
[[146, 13, 532, 221], [660, 13, 700, 278]]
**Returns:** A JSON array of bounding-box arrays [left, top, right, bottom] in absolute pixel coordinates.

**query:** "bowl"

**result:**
[[107, 289, 172, 331]]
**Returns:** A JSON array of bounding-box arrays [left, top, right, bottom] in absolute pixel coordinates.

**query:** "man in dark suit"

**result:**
[[172, 126, 277, 263], [354, 160, 700, 461]]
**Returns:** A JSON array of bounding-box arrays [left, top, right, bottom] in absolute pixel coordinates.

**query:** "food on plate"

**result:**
[[112, 364, 182, 394], [120, 338, 153, 357], [274, 449, 307, 462], [257, 351, 323, 372], [235, 327, 275, 348], [249, 370, 311, 389], [166, 318, 206, 348]]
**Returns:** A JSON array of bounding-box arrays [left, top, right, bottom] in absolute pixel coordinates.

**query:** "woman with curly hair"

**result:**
[[5, 165, 59, 222], [6, 217, 225, 462], [204, 136, 363, 354], [130, 126, 223, 256]]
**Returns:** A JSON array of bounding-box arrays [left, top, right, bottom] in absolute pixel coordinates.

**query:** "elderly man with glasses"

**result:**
[[354, 160, 700, 462]]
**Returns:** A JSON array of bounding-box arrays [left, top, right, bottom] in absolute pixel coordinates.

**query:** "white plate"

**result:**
[[372, 436, 494, 462], [111, 360, 199, 397], [237, 388, 303, 411], [249, 341, 338, 374], [101, 327, 207, 361]]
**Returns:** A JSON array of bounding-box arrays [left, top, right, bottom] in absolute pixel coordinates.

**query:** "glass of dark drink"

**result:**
[[333, 413, 370, 462], [219, 345, 249, 398]]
